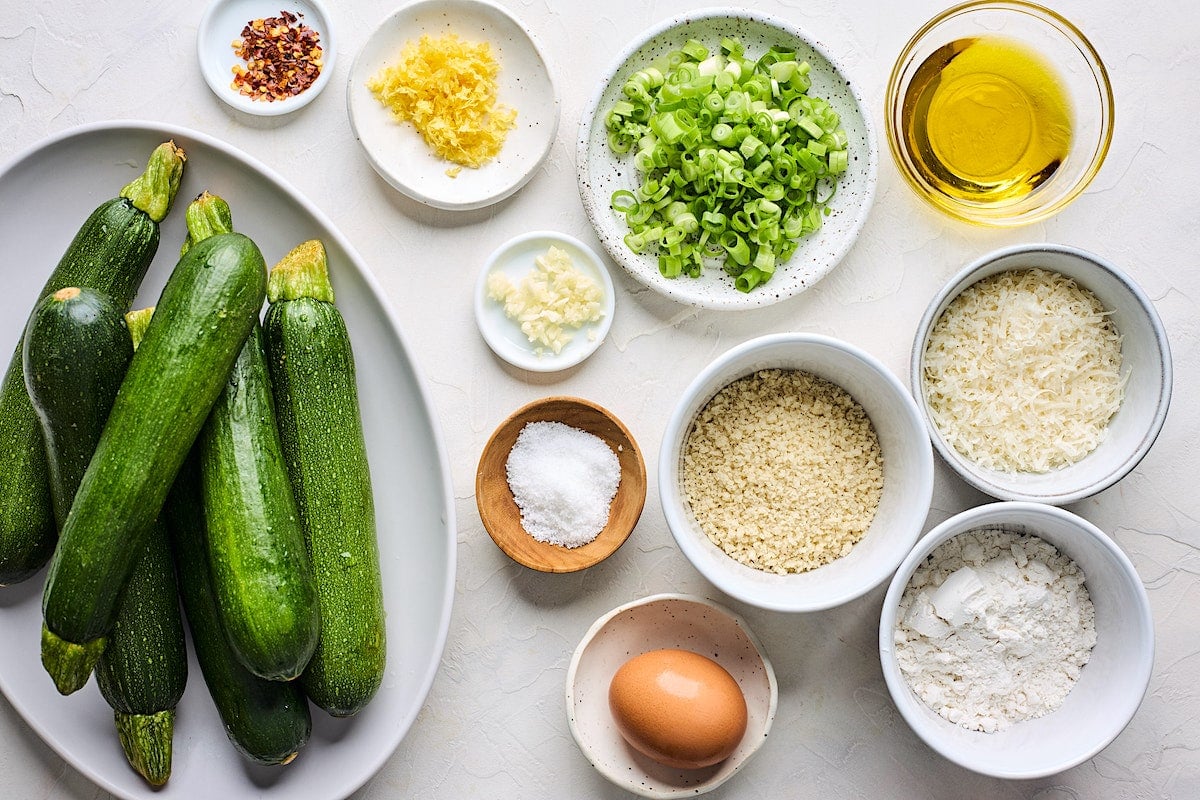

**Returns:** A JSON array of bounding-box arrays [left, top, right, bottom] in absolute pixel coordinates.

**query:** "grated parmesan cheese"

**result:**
[[487, 246, 605, 355], [366, 32, 517, 168], [922, 268, 1126, 473]]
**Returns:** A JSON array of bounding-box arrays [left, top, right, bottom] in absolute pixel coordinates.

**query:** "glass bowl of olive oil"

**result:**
[[885, 1, 1113, 226]]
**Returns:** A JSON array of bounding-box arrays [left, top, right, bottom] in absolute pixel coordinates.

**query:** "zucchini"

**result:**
[[0, 141, 185, 586], [93, 307, 187, 787], [40, 230, 265, 693], [21, 287, 133, 530], [264, 240, 385, 716], [24, 294, 187, 781], [167, 454, 311, 766], [201, 321, 320, 680], [192, 192, 320, 681]]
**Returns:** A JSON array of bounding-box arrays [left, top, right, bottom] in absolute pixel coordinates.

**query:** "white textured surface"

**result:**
[[1, 0, 1198, 797]]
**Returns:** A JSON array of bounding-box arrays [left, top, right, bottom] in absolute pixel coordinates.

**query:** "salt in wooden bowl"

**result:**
[[476, 396, 646, 572]]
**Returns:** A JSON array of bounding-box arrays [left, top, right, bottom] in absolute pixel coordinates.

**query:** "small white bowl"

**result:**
[[197, 0, 336, 116], [474, 231, 615, 372], [566, 594, 777, 798], [347, 0, 560, 210], [911, 243, 1173, 504], [577, 8, 877, 310], [879, 502, 1154, 779], [660, 333, 934, 612]]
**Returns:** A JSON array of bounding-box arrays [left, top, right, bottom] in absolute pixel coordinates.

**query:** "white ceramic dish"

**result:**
[[576, 7, 878, 310], [0, 121, 456, 800], [879, 502, 1154, 779], [347, 0, 560, 210], [566, 594, 777, 798], [660, 333, 934, 612], [474, 231, 615, 372], [197, 0, 336, 116], [910, 243, 1173, 505]]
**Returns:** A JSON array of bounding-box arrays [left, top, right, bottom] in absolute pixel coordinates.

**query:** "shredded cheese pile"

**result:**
[[367, 32, 517, 169], [487, 246, 604, 355], [922, 268, 1126, 473]]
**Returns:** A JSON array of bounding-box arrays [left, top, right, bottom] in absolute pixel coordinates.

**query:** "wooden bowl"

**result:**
[[476, 396, 647, 572]]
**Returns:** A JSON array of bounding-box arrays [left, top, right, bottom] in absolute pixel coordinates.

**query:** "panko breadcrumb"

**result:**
[[681, 369, 883, 574]]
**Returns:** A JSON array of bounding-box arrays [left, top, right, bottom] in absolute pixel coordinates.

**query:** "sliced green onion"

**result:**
[[605, 35, 850, 292]]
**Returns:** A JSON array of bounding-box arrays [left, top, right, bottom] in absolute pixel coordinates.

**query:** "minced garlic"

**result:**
[[487, 246, 604, 355], [367, 32, 517, 168]]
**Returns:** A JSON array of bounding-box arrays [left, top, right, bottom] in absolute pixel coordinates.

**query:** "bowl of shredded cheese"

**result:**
[[659, 333, 934, 612], [879, 501, 1154, 778], [347, 0, 559, 210], [911, 243, 1172, 504]]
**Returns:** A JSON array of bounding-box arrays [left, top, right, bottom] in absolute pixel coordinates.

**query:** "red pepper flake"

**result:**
[[230, 10, 323, 102]]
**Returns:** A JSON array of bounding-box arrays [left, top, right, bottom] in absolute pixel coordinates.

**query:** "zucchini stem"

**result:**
[[124, 307, 155, 350], [40, 623, 106, 695], [180, 191, 234, 256], [267, 240, 335, 304], [119, 141, 186, 224], [115, 709, 174, 787]]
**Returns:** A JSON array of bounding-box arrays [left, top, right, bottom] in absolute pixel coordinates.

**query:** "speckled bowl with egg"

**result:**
[[879, 502, 1154, 779], [566, 594, 777, 798]]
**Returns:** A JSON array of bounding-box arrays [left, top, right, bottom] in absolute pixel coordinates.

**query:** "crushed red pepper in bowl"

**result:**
[[231, 10, 323, 102]]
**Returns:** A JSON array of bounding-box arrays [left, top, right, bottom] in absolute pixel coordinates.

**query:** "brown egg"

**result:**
[[608, 648, 748, 769]]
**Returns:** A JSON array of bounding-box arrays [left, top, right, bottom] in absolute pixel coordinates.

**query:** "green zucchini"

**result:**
[[264, 240, 384, 716], [191, 192, 320, 681], [201, 321, 320, 681], [0, 141, 185, 586], [167, 454, 311, 766], [21, 287, 133, 530], [92, 307, 187, 787], [40, 230, 265, 694]]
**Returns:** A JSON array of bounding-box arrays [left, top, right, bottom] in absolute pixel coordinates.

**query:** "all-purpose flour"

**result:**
[[894, 529, 1097, 733]]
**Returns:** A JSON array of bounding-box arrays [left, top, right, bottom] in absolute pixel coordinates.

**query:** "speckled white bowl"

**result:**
[[660, 333, 934, 612], [576, 7, 878, 310], [910, 243, 1173, 504], [566, 594, 777, 798], [879, 502, 1154, 779]]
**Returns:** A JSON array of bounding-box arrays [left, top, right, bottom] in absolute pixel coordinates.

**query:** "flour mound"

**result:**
[[894, 529, 1097, 733]]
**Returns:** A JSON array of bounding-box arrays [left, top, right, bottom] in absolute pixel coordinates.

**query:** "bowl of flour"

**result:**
[[879, 501, 1153, 779]]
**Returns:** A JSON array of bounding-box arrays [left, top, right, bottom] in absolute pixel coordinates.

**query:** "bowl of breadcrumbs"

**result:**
[[660, 333, 934, 612]]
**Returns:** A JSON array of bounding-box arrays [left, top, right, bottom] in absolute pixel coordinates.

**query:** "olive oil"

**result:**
[[902, 36, 1072, 205]]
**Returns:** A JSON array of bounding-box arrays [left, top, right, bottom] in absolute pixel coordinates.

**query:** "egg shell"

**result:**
[[608, 648, 749, 770]]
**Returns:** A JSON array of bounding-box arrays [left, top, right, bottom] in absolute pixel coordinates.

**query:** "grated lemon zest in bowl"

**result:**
[[367, 32, 517, 168]]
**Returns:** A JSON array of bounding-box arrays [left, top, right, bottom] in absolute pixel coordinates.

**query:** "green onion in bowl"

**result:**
[[604, 36, 850, 293]]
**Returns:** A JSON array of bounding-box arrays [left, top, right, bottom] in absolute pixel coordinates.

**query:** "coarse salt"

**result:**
[[505, 420, 621, 548]]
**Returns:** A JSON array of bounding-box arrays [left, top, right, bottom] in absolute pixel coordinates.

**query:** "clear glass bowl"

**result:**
[[885, 1, 1114, 226]]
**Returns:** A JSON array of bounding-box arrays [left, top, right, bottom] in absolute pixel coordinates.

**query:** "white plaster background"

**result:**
[[1, 0, 1197, 797]]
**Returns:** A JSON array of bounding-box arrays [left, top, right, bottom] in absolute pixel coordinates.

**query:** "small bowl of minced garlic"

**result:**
[[475, 231, 615, 372]]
